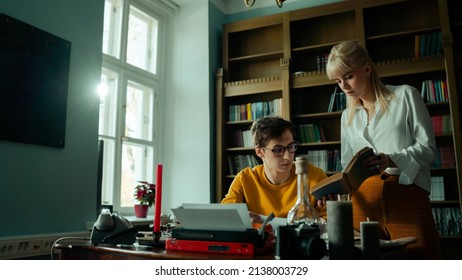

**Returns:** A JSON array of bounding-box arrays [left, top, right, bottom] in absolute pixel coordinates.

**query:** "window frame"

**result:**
[[99, 0, 169, 215]]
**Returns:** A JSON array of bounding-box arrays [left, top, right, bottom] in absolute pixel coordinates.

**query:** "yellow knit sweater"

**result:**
[[221, 163, 327, 219]]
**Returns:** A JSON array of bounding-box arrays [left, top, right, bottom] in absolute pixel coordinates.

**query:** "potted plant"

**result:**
[[133, 181, 155, 218]]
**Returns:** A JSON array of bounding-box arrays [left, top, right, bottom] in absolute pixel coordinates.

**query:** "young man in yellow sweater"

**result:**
[[221, 116, 328, 221]]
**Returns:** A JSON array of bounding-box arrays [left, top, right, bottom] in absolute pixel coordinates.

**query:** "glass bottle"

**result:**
[[287, 156, 319, 225]]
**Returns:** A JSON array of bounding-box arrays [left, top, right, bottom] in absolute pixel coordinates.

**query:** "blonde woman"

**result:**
[[326, 40, 440, 259]]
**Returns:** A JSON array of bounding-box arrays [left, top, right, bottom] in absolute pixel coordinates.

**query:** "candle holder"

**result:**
[[327, 201, 355, 259], [360, 219, 380, 259], [153, 164, 163, 242]]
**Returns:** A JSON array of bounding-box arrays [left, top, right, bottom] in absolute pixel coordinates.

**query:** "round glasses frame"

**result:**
[[261, 142, 298, 157]]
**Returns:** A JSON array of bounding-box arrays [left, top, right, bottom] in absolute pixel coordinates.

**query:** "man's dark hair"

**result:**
[[250, 116, 295, 148]]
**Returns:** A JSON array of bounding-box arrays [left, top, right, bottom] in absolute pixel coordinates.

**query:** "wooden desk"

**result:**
[[54, 241, 275, 260], [54, 239, 409, 260]]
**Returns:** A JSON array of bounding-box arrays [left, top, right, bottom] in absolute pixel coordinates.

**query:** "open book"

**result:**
[[310, 147, 380, 199]]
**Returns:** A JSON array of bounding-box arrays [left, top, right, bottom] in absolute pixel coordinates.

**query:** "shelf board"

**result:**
[[361, 0, 412, 8], [293, 111, 342, 119], [292, 42, 338, 53], [299, 140, 340, 147], [366, 26, 441, 40], [431, 200, 460, 205], [435, 134, 454, 139], [229, 51, 284, 64], [224, 77, 282, 97], [431, 166, 457, 172], [376, 56, 445, 77], [439, 235, 462, 239], [427, 102, 450, 110], [227, 147, 254, 152], [292, 72, 335, 88], [226, 120, 253, 126]]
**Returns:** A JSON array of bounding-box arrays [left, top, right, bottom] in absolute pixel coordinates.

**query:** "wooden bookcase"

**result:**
[[215, 0, 462, 257]]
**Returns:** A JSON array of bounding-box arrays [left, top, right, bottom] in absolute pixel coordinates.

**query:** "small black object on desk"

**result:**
[[90, 209, 137, 245], [137, 231, 166, 248]]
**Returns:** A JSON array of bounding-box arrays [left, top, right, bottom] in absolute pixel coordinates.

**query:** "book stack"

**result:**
[[432, 207, 462, 236], [306, 149, 341, 173], [429, 176, 445, 201], [228, 98, 282, 122], [432, 146, 456, 167], [327, 90, 346, 112], [228, 155, 259, 175], [421, 79, 449, 103], [431, 115, 452, 136], [307, 150, 328, 173], [297, 124, 326, 143], [316, 53, 329, 72], [414, 31, 443, 58], [231, 129, 253, 147]]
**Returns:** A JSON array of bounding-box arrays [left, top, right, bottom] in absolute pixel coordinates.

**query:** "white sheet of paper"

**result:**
[[262, 216, 287, 228], [171, 203, 252, 231]]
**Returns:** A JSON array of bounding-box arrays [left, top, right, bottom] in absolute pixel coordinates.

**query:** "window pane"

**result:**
[[100, 137, 115, 205], [127, 6, 158, 74], [99, 69, 118, 137], [125, 81, 153, 140], [102, 0, 123, 58], [120, 143, 153, 207]]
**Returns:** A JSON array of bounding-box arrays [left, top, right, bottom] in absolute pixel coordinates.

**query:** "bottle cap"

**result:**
[[295, 156, 308, 174]]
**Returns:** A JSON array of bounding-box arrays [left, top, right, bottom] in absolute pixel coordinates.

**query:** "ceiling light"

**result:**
[[243, 0, 287, 8]]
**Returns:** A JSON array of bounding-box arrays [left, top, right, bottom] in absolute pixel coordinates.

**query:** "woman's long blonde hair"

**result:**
[[326, 40, 394, 125]]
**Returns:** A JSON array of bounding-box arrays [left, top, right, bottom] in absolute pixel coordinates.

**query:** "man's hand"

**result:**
[[249, 211, 264, 224], [317, 193, 337, 207]]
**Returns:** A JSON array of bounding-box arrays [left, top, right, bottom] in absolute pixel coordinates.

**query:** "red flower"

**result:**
[[134, 181, 156, 207]]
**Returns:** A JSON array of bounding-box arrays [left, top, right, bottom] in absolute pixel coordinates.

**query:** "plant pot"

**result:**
[[134, 204, 149, 218]]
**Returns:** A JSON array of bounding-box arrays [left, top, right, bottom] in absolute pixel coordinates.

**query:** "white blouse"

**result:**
[[340, 84, 436, 192]]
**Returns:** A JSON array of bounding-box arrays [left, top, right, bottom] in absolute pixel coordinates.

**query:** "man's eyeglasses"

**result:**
[[261, 142, 298, 157]]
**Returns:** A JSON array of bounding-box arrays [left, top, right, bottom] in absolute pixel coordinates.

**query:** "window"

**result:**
[[99, 0, 168, 213], [102, 0, 123, 58], [127, 6, 158, 74]]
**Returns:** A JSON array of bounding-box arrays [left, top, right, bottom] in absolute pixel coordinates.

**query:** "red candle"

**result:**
[[154, 164, 163, 234]]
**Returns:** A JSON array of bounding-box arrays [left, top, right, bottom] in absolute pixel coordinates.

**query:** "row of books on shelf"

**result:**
[[316, 53, 329, 72], [432, 146, 456, 167], [415, 31, 442, 58], [431, 115, 452, 136], [228, 145, 455, 172], [306, 149, 342, 173], [432, 207, 461, 237], [231, 130, 253, 148], [327, 89, 346, 112], [227, 154, 259, 175], [231, 125, 335, 147], [297, 124, 326, 143], [228, 99, 282, 122], [295, 77, 447, 116], [227, 149, 343, 176], [429, 176, 445, 201], [421, 79, 448, 103]]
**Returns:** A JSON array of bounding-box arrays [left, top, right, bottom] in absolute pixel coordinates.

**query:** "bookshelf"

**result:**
[[215, 0, 462, 257]]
